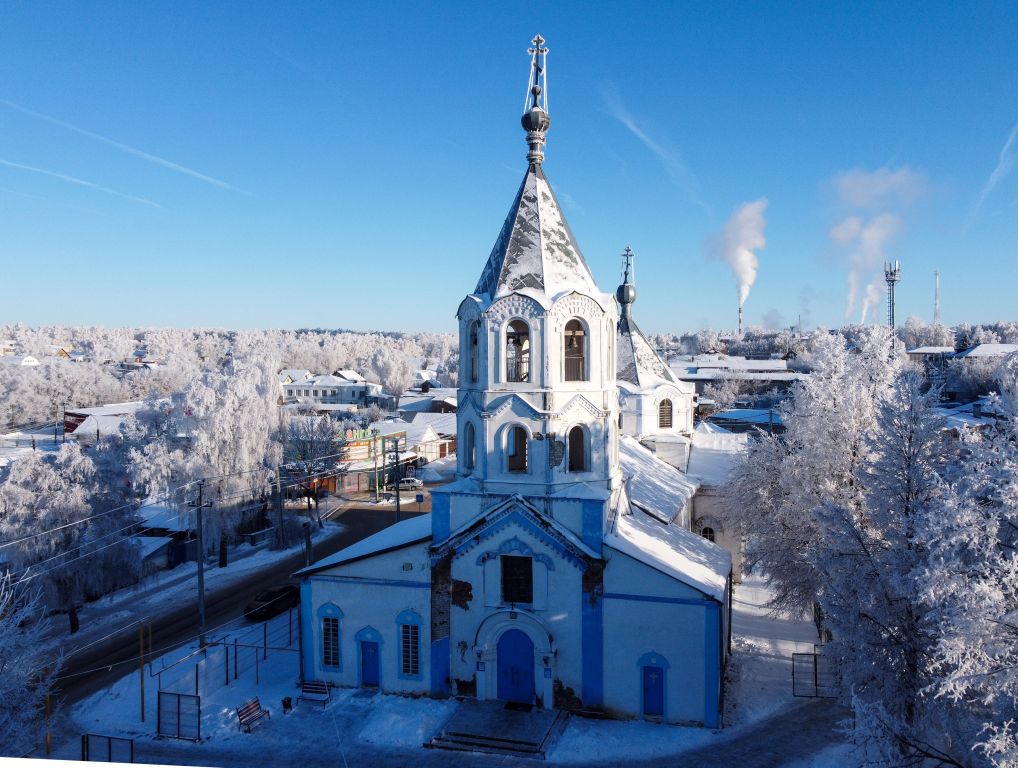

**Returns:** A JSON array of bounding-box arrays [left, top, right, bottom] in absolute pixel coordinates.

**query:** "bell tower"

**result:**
[[455, 35, 621, 501]]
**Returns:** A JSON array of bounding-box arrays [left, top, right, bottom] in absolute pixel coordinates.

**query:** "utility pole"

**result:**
[[188, 481, 212, 647], [392, 436, 401, 523], [274, 467, 283, 549]]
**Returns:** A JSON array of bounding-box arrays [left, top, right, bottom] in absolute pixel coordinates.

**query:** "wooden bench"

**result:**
[[297, 680, 331, 707], [236, 698, 270, 732]]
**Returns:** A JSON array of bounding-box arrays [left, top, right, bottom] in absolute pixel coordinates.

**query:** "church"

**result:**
[[296, 36, 733, 727]]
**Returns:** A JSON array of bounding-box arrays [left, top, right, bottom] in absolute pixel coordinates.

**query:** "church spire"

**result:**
[[521, 34, 550, 166], [616, 246, 637, 323]]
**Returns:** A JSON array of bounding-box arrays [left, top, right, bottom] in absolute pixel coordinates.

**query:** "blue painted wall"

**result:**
[[300, 580, 315, 681], [432, 491, 450, 543], [703, 602, 721, 728], [581, 585, 604, 707], [431, 636, 451, 695]]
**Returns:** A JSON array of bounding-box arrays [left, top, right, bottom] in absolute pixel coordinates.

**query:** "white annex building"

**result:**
[[296, 37, 733, 727]]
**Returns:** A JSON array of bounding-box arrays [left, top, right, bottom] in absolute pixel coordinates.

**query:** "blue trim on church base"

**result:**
[[430, 636, 451, 696], [581, 589, 603, 707], [580, 499, 602, 552], [431, 492, 450, 543], [300, 580, 315, 682], [704, 602, 721, 728]]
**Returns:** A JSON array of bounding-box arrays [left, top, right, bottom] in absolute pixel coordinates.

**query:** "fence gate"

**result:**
[[792, 652, 839, 698], [81, 733, 134, 762], [157, 692, 201, 740]]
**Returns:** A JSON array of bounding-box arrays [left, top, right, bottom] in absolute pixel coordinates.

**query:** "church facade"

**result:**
[[296, 37, 732, 727]]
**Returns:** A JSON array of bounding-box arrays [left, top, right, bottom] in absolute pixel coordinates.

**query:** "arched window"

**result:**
[[469, 321, 480, 384], [505, 320, 530, 382], [567, 426, 587, 472], [564, 319, 586, 381], [464, 422, 476, 470], [507, 425, 528, 473], [318, 603, 343, 669], [396, 609, 422, 679], [658, 399, 673, 429], [701, 526, 716, 543]]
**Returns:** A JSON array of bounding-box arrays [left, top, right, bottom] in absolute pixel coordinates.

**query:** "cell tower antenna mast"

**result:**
[[884, 260, 902, 329], [934, 269, 941, 325]]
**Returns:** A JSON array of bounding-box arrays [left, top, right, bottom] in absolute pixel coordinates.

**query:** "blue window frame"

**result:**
[[396, 609, 423, 680], [318, 603, 343, 670]]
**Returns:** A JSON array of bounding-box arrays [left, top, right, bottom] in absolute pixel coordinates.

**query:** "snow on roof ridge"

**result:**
[[297, 514, 433, 575], [474, 164, 600, 301], [605, 502, 730, 602]]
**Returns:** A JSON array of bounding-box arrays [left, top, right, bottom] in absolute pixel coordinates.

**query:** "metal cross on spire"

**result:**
[[521, 35, 551, 165], [621, 246, 635, 286], [526, 34, 549, 113]]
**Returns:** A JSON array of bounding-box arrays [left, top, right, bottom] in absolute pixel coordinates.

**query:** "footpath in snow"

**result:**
[[43, 574, 848, 768]]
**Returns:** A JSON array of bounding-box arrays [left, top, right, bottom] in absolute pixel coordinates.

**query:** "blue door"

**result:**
[[497, 629, 534, 704], [643, 665, 664, 717], [361, 641, 380, 687]]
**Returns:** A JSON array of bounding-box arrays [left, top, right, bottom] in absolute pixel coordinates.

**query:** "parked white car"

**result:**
[[397, 477, 424, 490]]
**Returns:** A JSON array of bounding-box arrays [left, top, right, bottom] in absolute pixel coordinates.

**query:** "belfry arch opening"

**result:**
[[507, 425, 529, 473], [567, 426, 587, 472], [505, 320, 530, 383], [563, 319, 586, 382], [469, 321, 480, 384]]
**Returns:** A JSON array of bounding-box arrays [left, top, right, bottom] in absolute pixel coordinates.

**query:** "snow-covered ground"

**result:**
[[47, 573, 846, 767], [0, 425, 62, 469]]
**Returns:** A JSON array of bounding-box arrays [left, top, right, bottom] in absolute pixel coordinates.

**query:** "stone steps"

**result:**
[[426, 703, 568, 760]]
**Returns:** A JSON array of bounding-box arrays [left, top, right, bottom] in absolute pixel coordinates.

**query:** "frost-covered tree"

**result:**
[[923, 355, 1018, 767], [728, 341, 1017, 765], [0, 444, 139, 633], [371, 349, 415, 408], [0, 573, 58, 756], [284, 411, 341, 515]]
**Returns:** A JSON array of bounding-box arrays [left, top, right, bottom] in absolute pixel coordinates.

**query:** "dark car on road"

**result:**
[[243, 584, 300, 622]]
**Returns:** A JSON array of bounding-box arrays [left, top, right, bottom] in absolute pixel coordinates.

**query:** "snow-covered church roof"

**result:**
[[606, 486, 731, 602], [473, 164, 600, 302]]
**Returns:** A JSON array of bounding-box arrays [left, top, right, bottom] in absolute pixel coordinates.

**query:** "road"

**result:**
[[53, 506, 421, 706]]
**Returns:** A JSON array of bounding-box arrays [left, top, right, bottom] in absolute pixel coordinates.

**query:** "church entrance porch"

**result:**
[[497, 629, 535, 704], [472, 609, 556, 708]]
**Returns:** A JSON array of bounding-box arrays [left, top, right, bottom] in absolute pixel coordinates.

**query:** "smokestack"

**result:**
[[738, 304, 743, 336]]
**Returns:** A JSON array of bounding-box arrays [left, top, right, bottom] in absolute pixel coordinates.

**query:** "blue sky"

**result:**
[[2, 2, 1016, 334]]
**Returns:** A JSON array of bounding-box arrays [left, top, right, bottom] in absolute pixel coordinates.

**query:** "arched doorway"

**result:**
[[497, 629, 535, 704]]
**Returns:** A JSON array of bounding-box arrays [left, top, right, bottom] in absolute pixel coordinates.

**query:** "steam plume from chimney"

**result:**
[[708, 198, 768, 313]]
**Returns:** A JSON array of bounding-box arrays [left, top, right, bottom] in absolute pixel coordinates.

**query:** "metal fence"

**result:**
[[157, 692, 201, 740], [792, 652, 839, 698], [154, 608, 300, 699], [81, 733, 134, 762]]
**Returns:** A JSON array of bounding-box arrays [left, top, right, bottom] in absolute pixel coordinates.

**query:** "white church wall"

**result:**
[[602, 549, 712, 725], [305, 542, 431, 695], [448, 522, 585, 709], [694, 490, 744, 582]]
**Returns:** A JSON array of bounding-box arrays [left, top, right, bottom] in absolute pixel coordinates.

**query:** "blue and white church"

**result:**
[[296, 36, 733, 727]]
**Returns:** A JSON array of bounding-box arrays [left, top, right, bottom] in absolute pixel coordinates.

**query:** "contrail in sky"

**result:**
[[1, 99, 248, 194], [0, 158, 161, 208], [971, 119, 1018, 221], [601, 86, 711, 216]]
